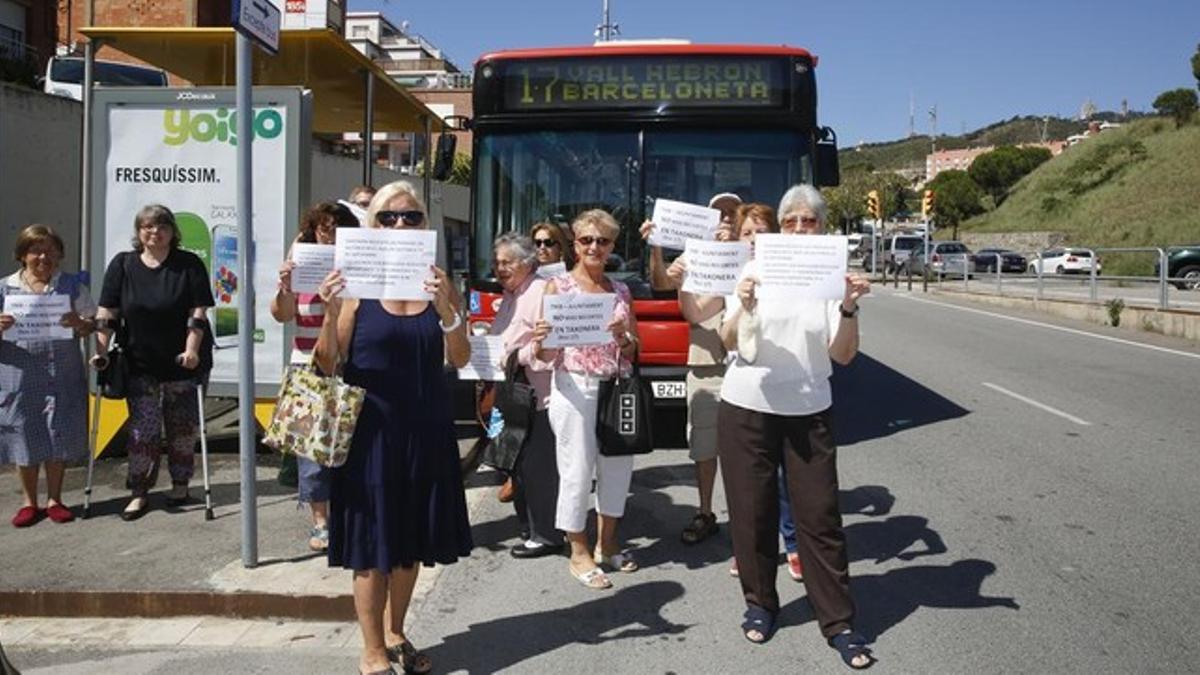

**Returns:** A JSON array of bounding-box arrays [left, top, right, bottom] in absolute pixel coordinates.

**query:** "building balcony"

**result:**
[[377, 57, 453, 73]]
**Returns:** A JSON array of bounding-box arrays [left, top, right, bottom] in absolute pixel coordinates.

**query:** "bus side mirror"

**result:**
[[814, 126, 840, 187], [432, 134, 457, 181]]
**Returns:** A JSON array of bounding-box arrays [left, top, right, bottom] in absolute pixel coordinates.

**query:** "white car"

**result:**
[[1028, 247, 1102, 275], [41, 56, 167, 101]]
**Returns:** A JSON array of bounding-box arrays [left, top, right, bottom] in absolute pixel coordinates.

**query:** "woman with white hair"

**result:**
[[314, 180, 472, 675], [532, 209, 641, 590], [717, 184, 875, 669]]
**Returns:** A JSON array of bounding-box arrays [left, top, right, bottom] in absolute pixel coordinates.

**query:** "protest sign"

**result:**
[[290, 243, 335, 294], [2, 294, 73, 341], [335, 228, 437, 300], [536, 261, 566, 279], [649, 198, 721, 250], [756, 234, 848, 300], [458, 335, 507, 381], [681, 240, 752, 296], [543, 293, 616, 348]]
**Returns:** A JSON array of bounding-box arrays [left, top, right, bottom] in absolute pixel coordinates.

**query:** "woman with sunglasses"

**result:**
[[313, 181, 471, 675], [530, 222, 571, 270], [531, 209, 640, 590], [717, 185, 874, 669], [271, 201, 358, 552]]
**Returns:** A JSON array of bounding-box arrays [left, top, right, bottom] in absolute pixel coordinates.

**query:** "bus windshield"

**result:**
[[472, 127, 811, 284]]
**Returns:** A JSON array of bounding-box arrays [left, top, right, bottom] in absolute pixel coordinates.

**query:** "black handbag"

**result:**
[[483, 350, 537, 473], [596, 352, 654, 456]]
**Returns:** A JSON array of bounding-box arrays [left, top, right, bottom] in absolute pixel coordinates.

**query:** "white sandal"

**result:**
[[594, 548, 639, 573], [570, 565, 612, 590]]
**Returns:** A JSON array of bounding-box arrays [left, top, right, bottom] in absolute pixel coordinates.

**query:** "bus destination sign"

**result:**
[[500, 56, 786, 111]]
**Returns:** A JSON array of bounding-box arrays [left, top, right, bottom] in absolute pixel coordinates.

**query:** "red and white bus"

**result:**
[[463, 42, 840, 444]]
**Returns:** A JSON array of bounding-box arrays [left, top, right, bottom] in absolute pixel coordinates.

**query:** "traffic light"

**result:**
[[922, 189, 935, 218], [866, 190, 881, 220]]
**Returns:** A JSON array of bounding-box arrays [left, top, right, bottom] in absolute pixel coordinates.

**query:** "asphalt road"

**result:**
[[10, 286, 1200, 673]]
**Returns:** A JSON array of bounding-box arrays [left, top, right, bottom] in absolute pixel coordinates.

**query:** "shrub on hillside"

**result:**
[[1152, 88, 1198, 128]]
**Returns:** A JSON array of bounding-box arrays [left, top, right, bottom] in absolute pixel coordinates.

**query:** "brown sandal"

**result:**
[[386, 641, 432, 674]]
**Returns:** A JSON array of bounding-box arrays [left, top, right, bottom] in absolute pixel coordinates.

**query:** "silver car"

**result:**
[[908, 241, 976, 278]]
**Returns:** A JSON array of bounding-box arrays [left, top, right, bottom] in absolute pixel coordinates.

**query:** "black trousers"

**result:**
[[513, 410, 562, 546], [717, 400, 854, 638]]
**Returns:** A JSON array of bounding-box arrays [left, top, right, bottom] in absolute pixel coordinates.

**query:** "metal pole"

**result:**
[[1036, 252, 1043, 301], [235, 33, 258, 568], [1089, 253, 1098, 303], [363, 70, 375, 187], [1158, 248, 1168, 309], [80, 39, 96, 275], [422, 114, 432, 207], [994, 253, 1001, 295]]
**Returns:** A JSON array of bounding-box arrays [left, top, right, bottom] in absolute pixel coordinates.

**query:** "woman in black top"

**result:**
[[93, 204, 215, 521]]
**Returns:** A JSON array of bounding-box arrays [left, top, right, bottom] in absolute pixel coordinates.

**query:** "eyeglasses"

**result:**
[[376, 210, 425, 227], [576, 236, 613, 248], [138, 222, 170, 231], [782, 215, 820, 226], [533, 238, 560, 249]]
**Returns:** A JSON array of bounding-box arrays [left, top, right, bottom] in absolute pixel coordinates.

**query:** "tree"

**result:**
[[969, 145, 1053, 205], [1192, 43, 1200, 92], [1152, 88, 1198, 128], [926, 170, 984, 239], [821, 169, 909, 233]]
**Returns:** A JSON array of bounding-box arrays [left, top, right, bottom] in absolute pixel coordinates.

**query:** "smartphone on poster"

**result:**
[[209, 224, 239, 349]]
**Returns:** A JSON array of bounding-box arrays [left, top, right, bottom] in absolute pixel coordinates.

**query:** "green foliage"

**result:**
[[1192, 43, 1200, 91], [415, 151, 472, 186], [968, 145, 1053, 204], [0, 53, 39, 88], [926, 170, 984, 237], [1105, 298, 1125, 327], [1152, 88, 1198, 128], [821, 168, 909, 231]]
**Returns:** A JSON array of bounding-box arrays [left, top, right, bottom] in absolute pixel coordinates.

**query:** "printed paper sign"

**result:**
[[536, 261, 566, 279], [649, 198, 721, 250], [2, 294, 73, 341], [290, 243, 335, 294], [458, 335, 507, 381], [335, 228, 437, 300], [543, 293, 616, 348], [756, 234, 848, 300], [681, 240, 752, 297]]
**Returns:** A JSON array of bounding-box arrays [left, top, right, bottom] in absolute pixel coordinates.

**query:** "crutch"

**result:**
[[82, 360, 103, 519], [196, 379, 214, 521]]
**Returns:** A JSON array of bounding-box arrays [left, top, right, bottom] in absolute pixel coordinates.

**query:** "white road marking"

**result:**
[[894, 293, 1200, 361], [982, 382, 1092, 426]]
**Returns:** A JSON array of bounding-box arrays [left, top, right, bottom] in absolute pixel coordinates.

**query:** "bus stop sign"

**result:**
[[232, 0, 281, 55]]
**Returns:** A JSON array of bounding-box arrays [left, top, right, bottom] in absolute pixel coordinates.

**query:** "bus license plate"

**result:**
[[653, 381, 686, 399]]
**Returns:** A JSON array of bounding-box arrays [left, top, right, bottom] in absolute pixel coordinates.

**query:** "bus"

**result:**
[[463, 42, 840, 444]]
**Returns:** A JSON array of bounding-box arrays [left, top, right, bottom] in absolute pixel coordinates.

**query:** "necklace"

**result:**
[[20, 270, 49, 292]]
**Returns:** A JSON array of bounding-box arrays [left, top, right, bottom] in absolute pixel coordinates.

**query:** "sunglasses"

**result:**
[[376, 210, 425, 227], [533, 238, 560, 248], [576, 236, 613, 248]]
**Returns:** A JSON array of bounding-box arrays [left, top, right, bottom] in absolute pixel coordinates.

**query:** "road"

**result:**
[[8, 286, 1200, 673]]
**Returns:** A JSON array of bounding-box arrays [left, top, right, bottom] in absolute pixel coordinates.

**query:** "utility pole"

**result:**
[[929, 105, 938, 154], [908, 92, 915, 138], [596, 0, 619, 41]]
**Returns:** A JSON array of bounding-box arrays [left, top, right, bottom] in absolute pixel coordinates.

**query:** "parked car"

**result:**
[[1156, 245, 1200, 290], [40, 56, 168, 101], [909, 241, 976, 278], [873, 234, 925, 273], [974, 248, 1027, 274], [1028, 247, 1102, 275]]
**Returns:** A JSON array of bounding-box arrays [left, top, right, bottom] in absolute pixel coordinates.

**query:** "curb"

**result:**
[[0, 590, 353, 622]]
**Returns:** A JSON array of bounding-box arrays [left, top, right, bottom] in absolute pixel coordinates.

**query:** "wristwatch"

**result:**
[[838, 303, 859, 319]]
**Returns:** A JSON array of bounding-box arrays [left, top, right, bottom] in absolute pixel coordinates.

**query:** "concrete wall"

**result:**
[[307, 149, 407, 204], [0, 83, 83, 271], [960, 231, 1067, 255]]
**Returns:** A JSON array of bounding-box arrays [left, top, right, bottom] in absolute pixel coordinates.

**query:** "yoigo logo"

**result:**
[[163, 108, 284, 146]]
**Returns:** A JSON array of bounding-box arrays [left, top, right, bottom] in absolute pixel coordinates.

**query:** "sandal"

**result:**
[[741, 605, 777, 644], [570, 564, 613, 590], [594, 548, 639, 573], [386, 641, 432, 674], [680, 512, 718, 544], [308, 525, 329, 552], [828, 630, 874, 669]]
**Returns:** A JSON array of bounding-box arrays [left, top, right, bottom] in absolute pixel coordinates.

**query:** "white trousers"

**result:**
[[548, 370, 635, 533]]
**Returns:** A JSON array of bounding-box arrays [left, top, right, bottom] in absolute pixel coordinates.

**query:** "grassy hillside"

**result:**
[[961, 117, 1200, 274]]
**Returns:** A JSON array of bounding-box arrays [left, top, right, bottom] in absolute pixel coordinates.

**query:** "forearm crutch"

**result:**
[[82, 372, 103, 520], [196, 381, 214, 521]]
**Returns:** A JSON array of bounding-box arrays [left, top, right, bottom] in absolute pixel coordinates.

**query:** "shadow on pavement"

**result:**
[[845, 516, 948, 565], [424, 580, 690, 673], [830, 353, 971, 446], [839, 484, 896, 517]]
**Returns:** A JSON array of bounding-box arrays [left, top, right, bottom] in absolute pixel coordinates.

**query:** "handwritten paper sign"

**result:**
[[290, 243, 335, 294], [543, 293, 616, 348], [458, 335, 507, 381], [536, 261, 566, 279], [681, 240, 752, 297], [334, 228, 437, 300], [649, 198, 721, 250], [756, 234, 848, 300], [2, 294, 73, 341]]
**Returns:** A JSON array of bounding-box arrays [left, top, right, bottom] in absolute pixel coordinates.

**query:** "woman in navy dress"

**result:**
[[314, 181, 471, 675]]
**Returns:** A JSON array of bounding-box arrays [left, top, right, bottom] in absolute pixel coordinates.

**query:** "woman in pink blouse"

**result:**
[[532, 209, 640, 590], [489, 232, 562, 559]]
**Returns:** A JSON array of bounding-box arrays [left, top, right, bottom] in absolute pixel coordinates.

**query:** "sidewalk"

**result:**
[[0, 436, 493, 623]]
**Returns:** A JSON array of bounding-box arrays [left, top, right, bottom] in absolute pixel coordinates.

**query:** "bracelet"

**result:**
[[439, 312, 462, 333], [187, 317, 209, 330], [94, 317, 116, 331], [839, 303, 860, 319]]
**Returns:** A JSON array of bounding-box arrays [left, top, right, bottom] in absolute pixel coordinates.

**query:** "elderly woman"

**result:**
[[314, 180, 471, 675], [717, 185, 874, 668], [93, 205, 214, 522], [0, 225, 95, 527], [532, 209, 640, 590], [488, 232, 561, 558], [271, 201, 359, 552]]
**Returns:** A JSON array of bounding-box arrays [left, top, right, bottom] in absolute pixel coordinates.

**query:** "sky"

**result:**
[[348, 0, 1200, 146]]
